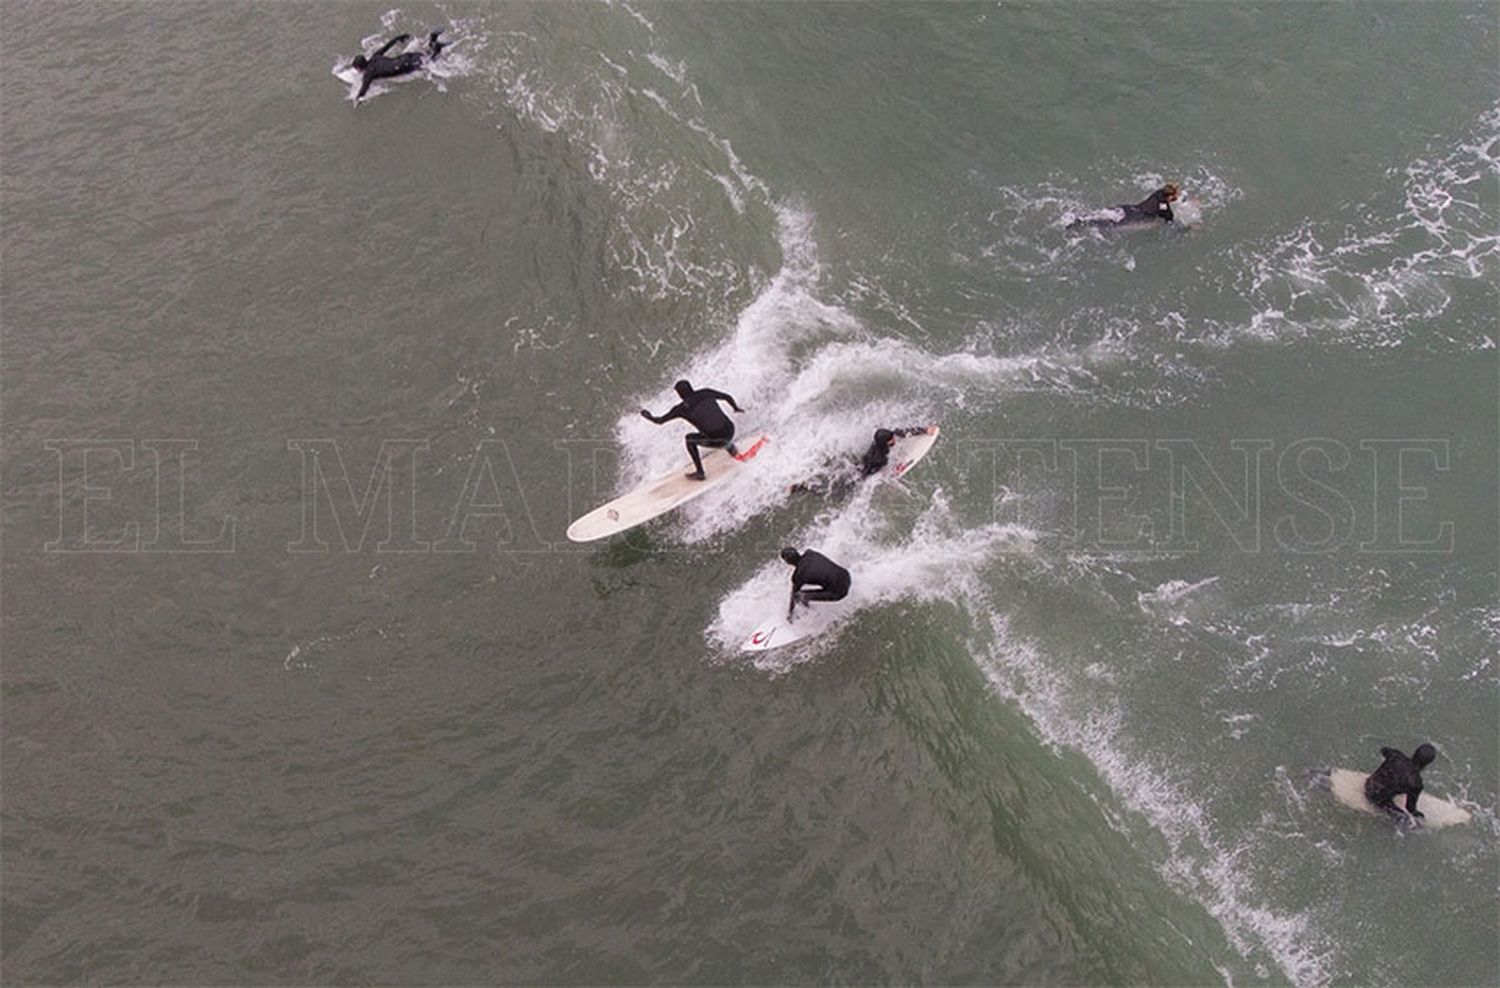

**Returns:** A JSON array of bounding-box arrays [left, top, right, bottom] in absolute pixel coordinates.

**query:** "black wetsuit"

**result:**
[[1071, 187, 1175, 230], [355, 31, 445, 100], [642, 388, 742, 477], [860, 427, 926, 477], [789, 550, 851, 617], [1118, 187, 1175, 225], [1363, 747, 1426, 817]]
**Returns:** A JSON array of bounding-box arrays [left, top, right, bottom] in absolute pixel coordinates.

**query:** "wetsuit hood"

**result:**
[[1413, 743, 1437, 768], [351, 55, 369, 70], [874, 428, 894, 445], [780, 547, 801, 565], [674, 380, 694, 400]]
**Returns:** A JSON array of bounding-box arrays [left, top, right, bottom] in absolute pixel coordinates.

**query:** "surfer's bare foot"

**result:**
[[685, 470, 706, 481]]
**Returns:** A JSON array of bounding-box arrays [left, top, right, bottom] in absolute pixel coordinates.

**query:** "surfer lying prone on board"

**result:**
[[641, 379, 745, 481], [1365, 743, 1437, 820], [350, 29, 446, 102], [791, 426, 932, 496], [860, 427, 932, 477], [1068, 182, 1180, 231], [780, 547, 851, 624]]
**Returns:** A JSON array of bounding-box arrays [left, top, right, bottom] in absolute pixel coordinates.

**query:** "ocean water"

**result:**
[[2, 2, 1496, 984]]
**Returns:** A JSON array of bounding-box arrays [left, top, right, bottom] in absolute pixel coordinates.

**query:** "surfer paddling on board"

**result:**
[[780, 547, 851, 624], [349, 29, 447, 102], [860, 426, 934, 477], [1364, 743, 1437, 821], [790, 425, 935, 496], [1069, 182, 1180, 231], [640, 380, 745, 481]]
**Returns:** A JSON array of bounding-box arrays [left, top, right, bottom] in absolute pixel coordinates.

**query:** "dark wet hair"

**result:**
[[674, 379, 693, 400], [780, 547, 801, 565], [875, 428, 894, 445], [1413, 743, 1437, 767], [351, 55, 368, 70]]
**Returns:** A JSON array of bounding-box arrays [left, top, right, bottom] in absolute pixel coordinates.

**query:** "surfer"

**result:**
[[789, 425, 933, 496], [1364, 743, 1437, 820], [780, 547, 851, 623], [640, 380, 745, 481], [349, 29, 446, 102], [1069, 182, 1180, 230], [861, 426, 933, 477]]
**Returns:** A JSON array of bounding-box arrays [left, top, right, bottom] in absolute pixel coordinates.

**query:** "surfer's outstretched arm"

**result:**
[[640, 404, 686, 425], [373, 33, 411, 57], [356, 76, 374, 101]]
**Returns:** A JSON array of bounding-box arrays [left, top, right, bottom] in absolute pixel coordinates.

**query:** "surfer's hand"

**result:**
[[1412, 810, 1425, 819]]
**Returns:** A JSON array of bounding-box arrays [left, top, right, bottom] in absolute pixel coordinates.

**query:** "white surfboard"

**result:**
[[1328, 768, 1472, 829], [332, 62, 423, 102], [742, 614, 809, 653], [888, 425, 940, 478], [742, 600, 846, 653], [566, 435, 770, 543]]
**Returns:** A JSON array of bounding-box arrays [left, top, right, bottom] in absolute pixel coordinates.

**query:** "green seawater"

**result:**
[[2, 2, 1496, 984]]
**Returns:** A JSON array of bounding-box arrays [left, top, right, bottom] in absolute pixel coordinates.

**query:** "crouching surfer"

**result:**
[[640, 379, 745, 480], [1364, 743, 1437, 822], [780, 547, 851, 623]]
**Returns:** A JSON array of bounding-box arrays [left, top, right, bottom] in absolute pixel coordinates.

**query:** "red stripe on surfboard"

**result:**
[[733, 435, 770, 462]]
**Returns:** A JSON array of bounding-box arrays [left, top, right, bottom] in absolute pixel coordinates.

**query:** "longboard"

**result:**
[[1328, 768, 1472, 829], [889, 425, 940, 477], [566, 435, 769, 543]]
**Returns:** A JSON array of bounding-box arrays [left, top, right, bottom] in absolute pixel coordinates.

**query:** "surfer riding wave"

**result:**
[[640, 380, 745, 481]]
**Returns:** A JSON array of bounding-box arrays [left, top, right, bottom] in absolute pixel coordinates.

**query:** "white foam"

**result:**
[[707, 490, 1038, 673], [609, 206, 1100, 541], [468, 12, 772, 302], [1138, 576, 1223, 626], [696, 468, 1331, 982], [974, 618, 1332, 985], [1213, 104, 1499, 349]]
